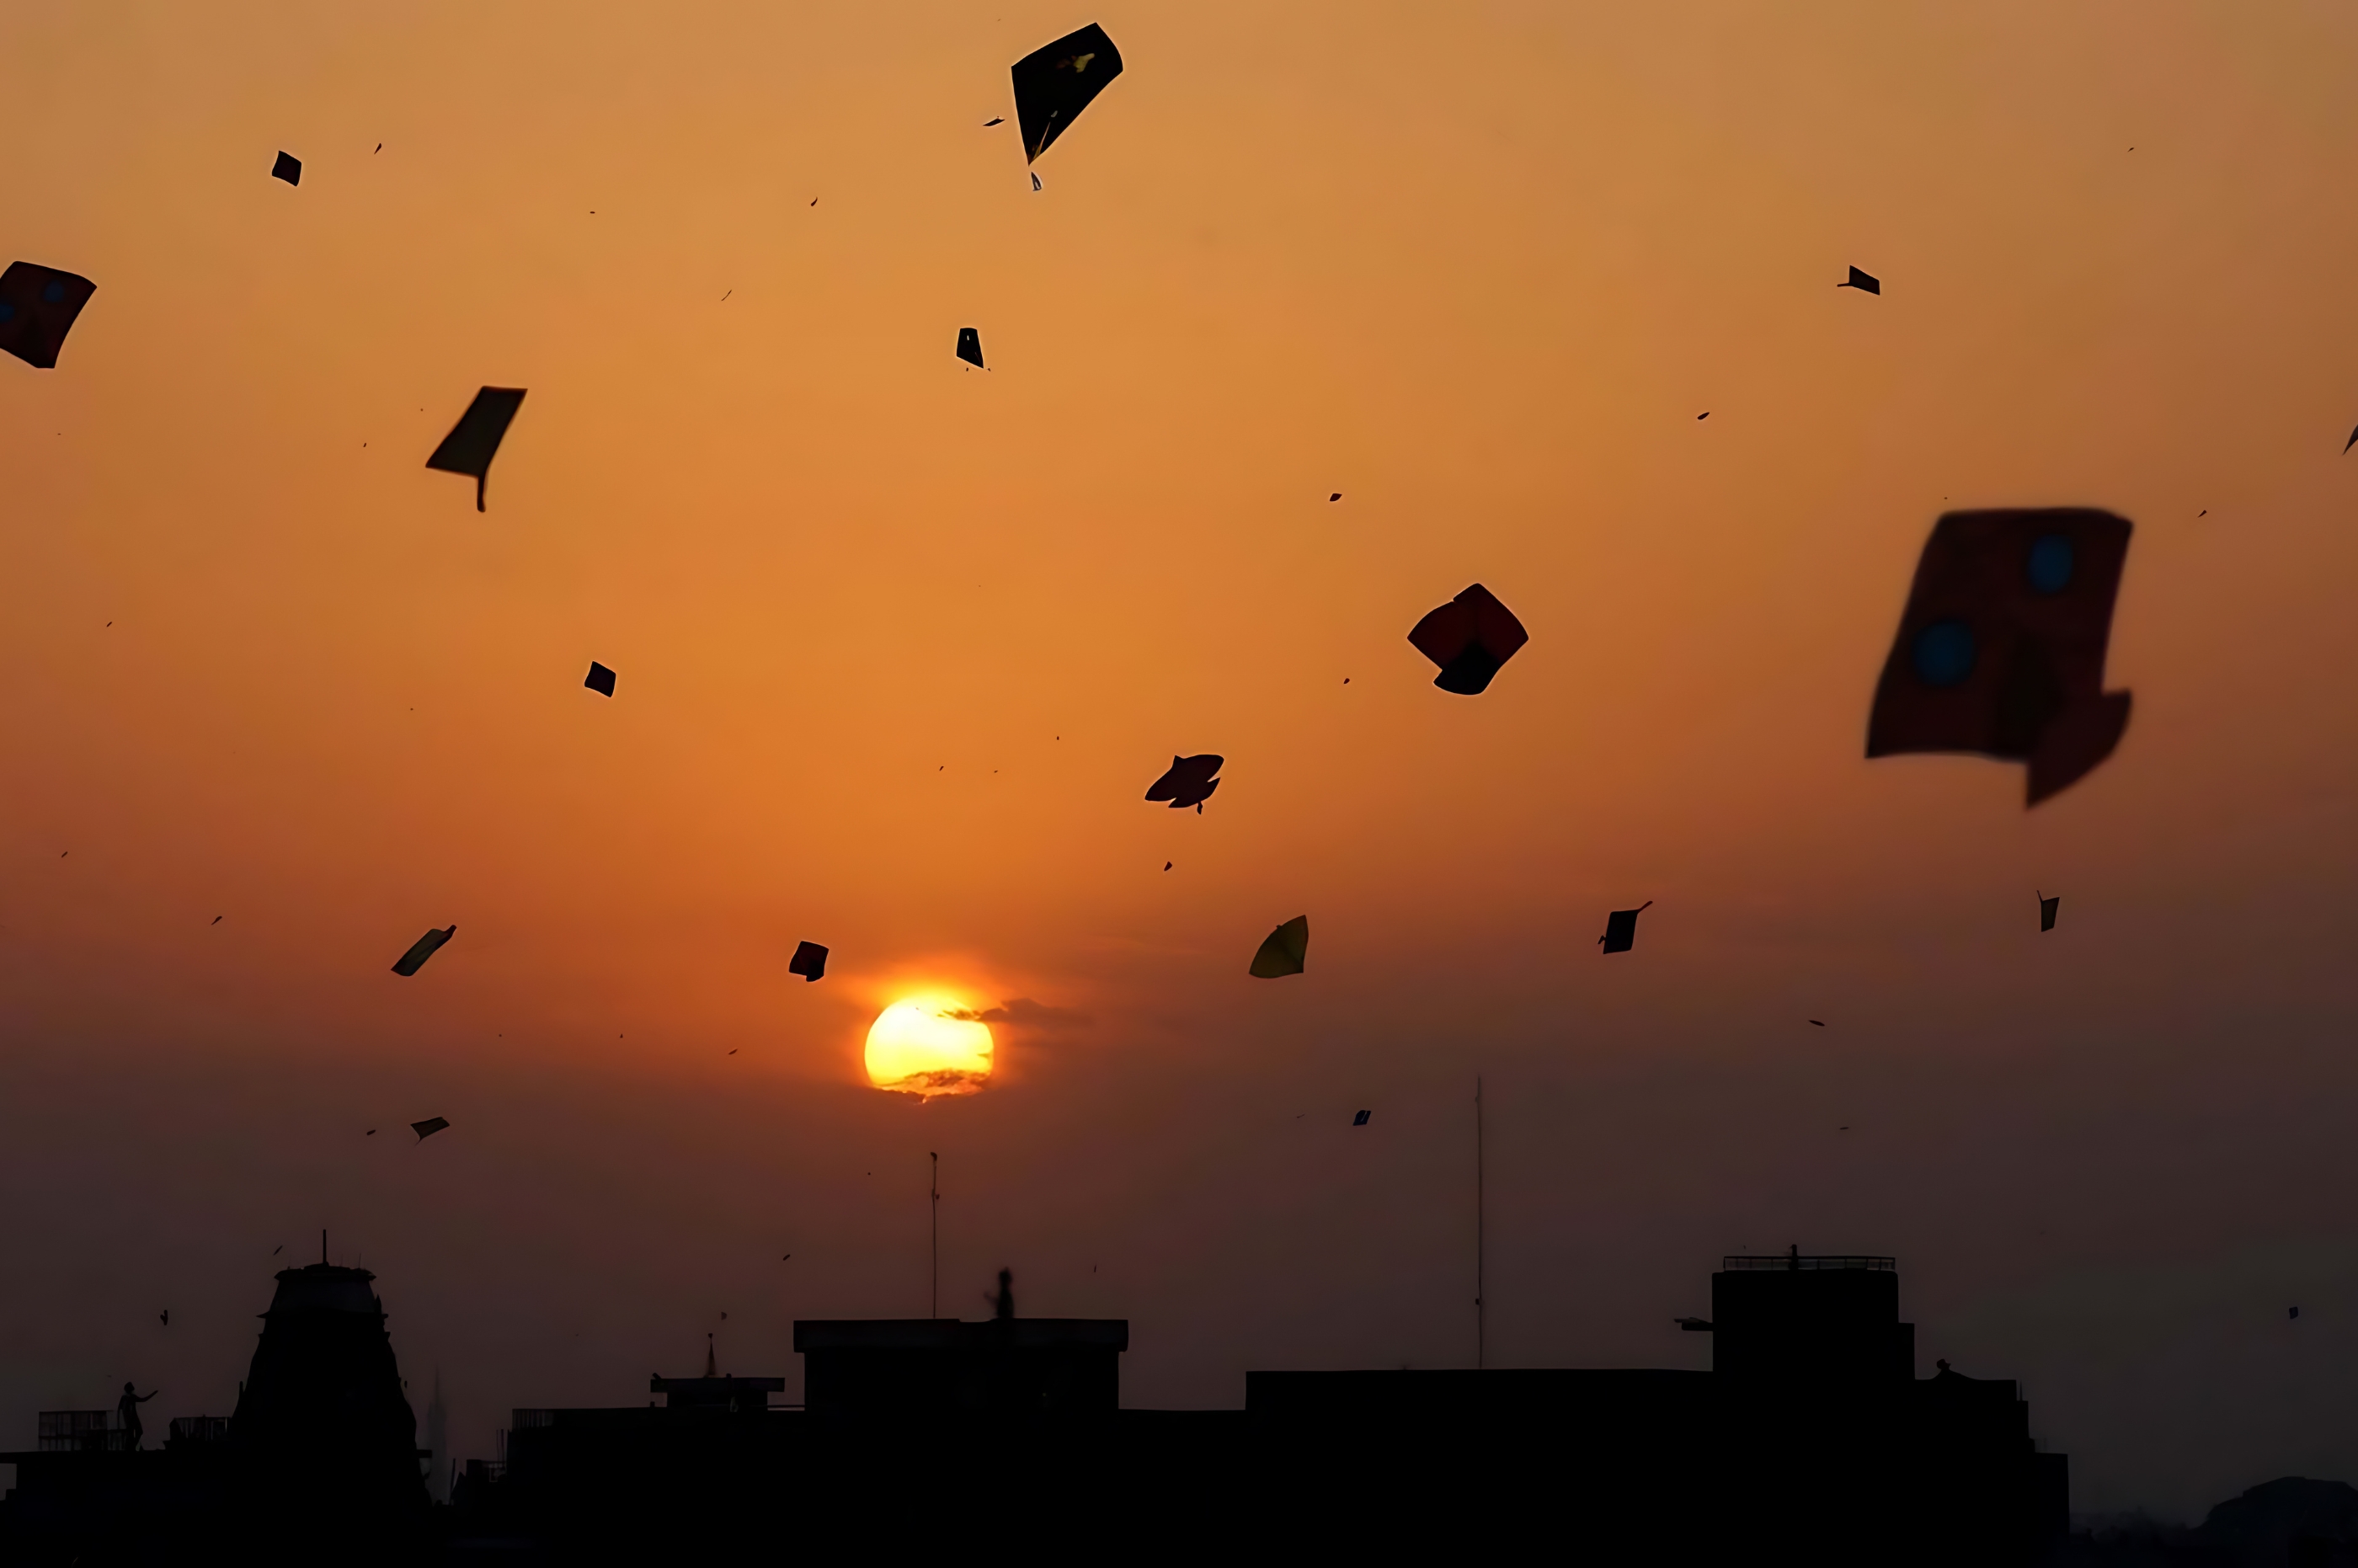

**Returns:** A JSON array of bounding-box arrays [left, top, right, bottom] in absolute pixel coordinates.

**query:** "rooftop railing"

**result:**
[[1721, 1255, 1896, 1272], [36, 1411, 125, 1453]]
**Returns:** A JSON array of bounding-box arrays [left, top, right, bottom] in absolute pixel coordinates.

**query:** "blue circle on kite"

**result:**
[[2026, 533, 2074, 595], [1912, 619, 1977, 686], [40, 280, 65, 303]]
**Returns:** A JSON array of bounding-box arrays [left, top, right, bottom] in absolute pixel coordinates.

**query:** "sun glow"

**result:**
[[864, 996, 994, 1097]]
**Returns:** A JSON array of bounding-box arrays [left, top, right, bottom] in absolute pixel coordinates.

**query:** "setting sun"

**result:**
[[863, 997, 994, 1097]]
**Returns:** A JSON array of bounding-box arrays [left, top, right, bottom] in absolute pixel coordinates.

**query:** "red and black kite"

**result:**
[[1012, 24, 1123, 163], [0, 263, 98, 370], [1866, 509, 2132, 805], [1145, 754, 1222, 812], [1408, 584, 1528, 695]]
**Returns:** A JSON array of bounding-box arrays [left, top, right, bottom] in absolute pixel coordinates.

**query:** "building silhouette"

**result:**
[[3, 1248, 2080, 1562], [0, 1254, 430, 1563]]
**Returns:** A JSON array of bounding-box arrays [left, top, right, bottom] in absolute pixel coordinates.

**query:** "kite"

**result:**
[[410, 1117, 450, 1142], [1599, 901, 1651, 954], [0, 262, 99, 370], [392, 925, 456, 976], [271, 152, 301, 186], [1144, 754, 1222, 812], [1011, 24, 1123, 163], [2344, 425, 2357, 456], [1839, 266, 1880, 294], [584, 661, 616, 697], [1865, 509, 2133, 805], [1407, 584, 1528, 695], [425, 387, 526, 511], [957, 328, 984, 369], [788, 941, 829, 982], [1352, 1110, 1370, 1127], [2039, 893, 2059, 931], [1249, 915, 1309, 979]]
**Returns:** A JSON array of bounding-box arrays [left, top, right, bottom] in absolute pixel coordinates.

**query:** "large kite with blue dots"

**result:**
[[1866, 509, 2133, 805]]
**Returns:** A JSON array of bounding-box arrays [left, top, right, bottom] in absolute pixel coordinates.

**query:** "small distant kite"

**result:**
[[411, 1117, 451, 1142], [957, 328, 984, 369], [584, 660, 616, 697], [392, 925, 456, 976], [1012, 23, 1123, 163], [2039, 892, 2059, 931], [1865, 509, 2133, 805], [1144, 754, 1222, 812], [0, 262, 99, 370], [788, 941, 829, 982], [271, 151, 301, 186], [1249, 915, 1309, 979], [1599, 901, 1652, 954], [1839, 265, 1880, 294], [160, 1310, 169, 1327], [425, 387, 526, 511], [1352, 1109, 1370, 1126], [1407, 584, 1528, 695]]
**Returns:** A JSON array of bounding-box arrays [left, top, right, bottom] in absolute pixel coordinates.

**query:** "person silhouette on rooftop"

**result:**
[[992, 1268, 1016, 1320], [117, 1382, 155, 1450]]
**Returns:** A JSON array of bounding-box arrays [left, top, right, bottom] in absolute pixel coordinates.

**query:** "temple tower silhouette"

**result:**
[[227, 1247, 429, 1552]]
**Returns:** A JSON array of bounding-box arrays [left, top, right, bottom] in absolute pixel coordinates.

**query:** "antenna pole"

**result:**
[[929, 1152, 939, 1320], [321, 1229, 327, 1267], [1475, 1076, 1486, 1371]]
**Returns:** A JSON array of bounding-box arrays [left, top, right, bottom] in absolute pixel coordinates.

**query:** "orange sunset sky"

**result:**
[[8, 0, 2358, 1517]]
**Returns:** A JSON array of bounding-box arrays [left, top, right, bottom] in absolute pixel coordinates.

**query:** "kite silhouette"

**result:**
[[1145, 755, 1222, 812], [1407, 584, 1528, 695], [1013, 24, 1123, 163], [1249, 916, 1309, 979], [1599, 901, 1652, 954], [0, 262, 98, 370], [425, 387, 526, 511], [392, 926, 455, 976]]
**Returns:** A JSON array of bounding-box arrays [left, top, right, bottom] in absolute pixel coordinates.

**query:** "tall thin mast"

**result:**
[[1475, 1075, 1486, 1370], [929, 1151, 940, 1319]]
